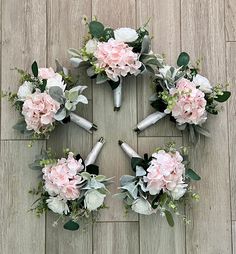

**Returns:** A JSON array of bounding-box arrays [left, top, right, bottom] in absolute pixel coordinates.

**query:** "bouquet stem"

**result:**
[[118, 140, 141, 158], [85, 137, 105, 166], [113, 79, 122, 111], [134, 111, 167, 133], [69, 112, 97, 133]]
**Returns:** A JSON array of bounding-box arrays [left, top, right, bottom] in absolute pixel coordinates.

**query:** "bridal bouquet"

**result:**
[[5, 61, 97, 141], [68, 18, 162, 110], [117, 140, 200, 226], [135, 52, 231, 143], [29, 137, 112, 230]]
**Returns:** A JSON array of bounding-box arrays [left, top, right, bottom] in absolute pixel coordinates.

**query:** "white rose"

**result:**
[[171, 184, 187, 200], [17, 81, 34, 101], [131, 198, 154, 215], [85, 39, 98, 54], [84, 190, 106, 211], [114, 27, 138, 43], [193, 74, 212, 93], [46, 196, 70, 215], [46, 73, 66, 92]]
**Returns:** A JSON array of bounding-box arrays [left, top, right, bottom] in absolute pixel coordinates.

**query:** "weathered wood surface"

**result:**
[[0, 0, 235, 253]]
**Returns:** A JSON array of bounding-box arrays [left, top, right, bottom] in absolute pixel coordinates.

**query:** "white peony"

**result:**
[[171, 184, 187, 200], [46, 73, 66, 92], [17, 81, 34, 101], [114, 27, 138, 43], [46, 196, 70, 215], [85, 39, 98, 54], [193, 74, 212, 93], [84, 190, 106, 211], [131, 198, 154, 215]]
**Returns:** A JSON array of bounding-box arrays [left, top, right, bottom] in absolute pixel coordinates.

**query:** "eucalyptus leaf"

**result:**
[[186, 168, 201, 181], [89, 21, 105, 38], [214, 91, 231, 102], [13, 120, 27, 132], [177, 52, 190, 67], [96, 73, 108, 84], [31, 61, 38, 77], [164, 210, 174, 227], [63, 220, 80, 231]]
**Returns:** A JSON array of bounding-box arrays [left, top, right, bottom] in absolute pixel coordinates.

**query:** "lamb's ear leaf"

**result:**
[[214, 91, 231, 102], [86, 164, 99, 175], [164, 210, 174, 227], [131, 157, 145, 171], [63, 220, 79, 231], [177, 52, 190, 67], [31, 61, 38, 77]]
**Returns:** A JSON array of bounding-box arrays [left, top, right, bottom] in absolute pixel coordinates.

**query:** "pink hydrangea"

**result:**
[[42, 152, 84, 200], [144, 150, 186, 195], [94, 39, 142, 81], [170, 78, 207, 125], [22, 91, 60, 132], [38, 67, 56, 80]]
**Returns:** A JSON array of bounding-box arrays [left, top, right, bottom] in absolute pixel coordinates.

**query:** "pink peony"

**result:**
[[38, 67, 56, 80], [144, 150, 186, 195], [42, 152, 84, 200], [22, 91, 60, 132], [170, 78, 207, 125], [94, 39, 142, 81]]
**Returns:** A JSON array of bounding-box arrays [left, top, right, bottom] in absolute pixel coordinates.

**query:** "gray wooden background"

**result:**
[[1, 0, 235, 253]]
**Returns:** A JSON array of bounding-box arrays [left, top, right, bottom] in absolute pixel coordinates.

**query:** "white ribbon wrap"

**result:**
[[69, 112, 97, 133], [119, 141, 141, 159], [85, 137, 105, 166], [135, 111, 167, 132], [113, 79, 122, 111]]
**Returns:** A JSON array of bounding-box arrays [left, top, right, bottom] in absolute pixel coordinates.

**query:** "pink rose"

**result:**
[[170, 78, 207, 125], [42, 153, 84, 201], [144, 150, 186, 195], [22, 91, 60, 132], [94, 39, 142, 82], [38, 67, 56, 80]]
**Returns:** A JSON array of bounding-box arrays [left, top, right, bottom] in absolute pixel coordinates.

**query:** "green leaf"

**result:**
[[140, 35, 151, 54], [214, 91, 231, 102], [87, 66, 96, 78], [164, 210, 174, 227], [186, 168, 201, 181], [177, 52, 190, 67], [68, 91, 78, 102], [96, 73, 108, 84], [151, 195, 159, 209], [103, 28, 114, 40], [107, 79, 120, 90], [63, 220, 80, 231], [86, 164, 99, 175], [48, 86, 64, 104], [131, 157, 145, 171], [31, 61, 38, 77], [89, 21, 105, 38]]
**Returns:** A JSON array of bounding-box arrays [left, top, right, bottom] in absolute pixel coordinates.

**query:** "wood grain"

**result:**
[[46, 1, 93, 253], [225, 0, 236, 41], [0, 141, 45, 254], [93, 222, 139, 254], [138, 137, 185, 254], [136, 0, 182, 137], [1, 0, 47, 140], [181, 1, 232, 253], [92, 0, 138, 221], [226, 42, 236, 220], [233, 221, 236, 254]]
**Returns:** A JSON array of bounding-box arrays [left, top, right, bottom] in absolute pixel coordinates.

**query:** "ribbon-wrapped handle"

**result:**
[[85, 137, 105, 166], [118, 140, 141, 158], [134, 111, 167, 133], [69, 112, 97, 133], [113, 79, 122, 111]]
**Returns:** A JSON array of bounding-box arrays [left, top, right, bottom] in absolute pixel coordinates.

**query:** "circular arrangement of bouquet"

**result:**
[[135, 52, 231, 143], [5, 60, 97, 141], [117, 140, 200, 226], [68, 18, 162, 110], [29, 137, 112, 231]]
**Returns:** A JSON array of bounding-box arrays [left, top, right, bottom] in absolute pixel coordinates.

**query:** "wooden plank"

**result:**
[[225, 0, 236, 41], [1, 0, 47, 139], [46, 1, 93, 254], [136, 0, 181, 137], [233, 221, 236, 254], [93, 222, 139, 254], [226, 42, 236, 220], [181, 1, 232, 253], [0, 141, 45, 254], [138, 137, 185, 254], [92, 0, 138, 221]]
